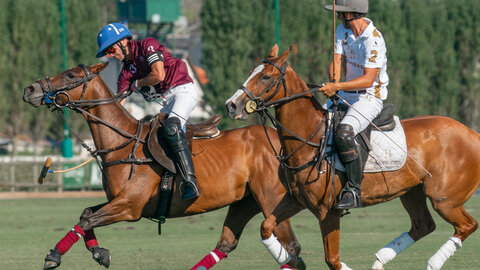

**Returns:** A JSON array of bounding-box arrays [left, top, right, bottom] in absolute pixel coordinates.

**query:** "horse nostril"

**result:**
[[25, 86, 34, 93], [226, 101, 237, 113]]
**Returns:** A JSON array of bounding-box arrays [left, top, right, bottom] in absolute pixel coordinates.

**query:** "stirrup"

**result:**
[[335, 187, 361, 210], [179, 179, 200, 200]]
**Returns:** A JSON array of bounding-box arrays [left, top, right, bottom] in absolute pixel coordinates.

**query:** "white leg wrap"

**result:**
[[340, 262, 353, 270], [371, 259, 384, 270], [261, 234, 291, 265], [375, 232, 415, 265], [427, 237, 462, 270]]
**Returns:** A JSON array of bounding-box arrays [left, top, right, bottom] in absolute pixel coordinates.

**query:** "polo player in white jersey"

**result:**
[[319, 0, 389, 209]]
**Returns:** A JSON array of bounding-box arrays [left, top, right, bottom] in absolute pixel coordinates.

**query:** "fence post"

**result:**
[[57, 159, 63, 193], [10, 160, 15, 192]]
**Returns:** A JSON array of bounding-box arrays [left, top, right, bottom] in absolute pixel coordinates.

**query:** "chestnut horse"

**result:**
[[225, 45, 480, 270], [23, 62, 306, 270]]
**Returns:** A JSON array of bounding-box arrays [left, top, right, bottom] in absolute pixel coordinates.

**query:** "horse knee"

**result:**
[[261, 216, 276, 239]]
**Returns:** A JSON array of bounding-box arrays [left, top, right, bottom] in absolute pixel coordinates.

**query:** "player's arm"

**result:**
[[137, 51, 165, 87]]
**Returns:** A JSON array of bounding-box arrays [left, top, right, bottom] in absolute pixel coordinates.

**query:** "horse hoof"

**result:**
[[43, 249, 61, 270], [90, 246, 111, 268], [43, 261, 59, 270], [371, 259, 384, 270], [295, 256, 306, 270]]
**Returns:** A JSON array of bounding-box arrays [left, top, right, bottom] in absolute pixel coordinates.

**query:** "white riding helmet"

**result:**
[[325, 0, 368, 14]]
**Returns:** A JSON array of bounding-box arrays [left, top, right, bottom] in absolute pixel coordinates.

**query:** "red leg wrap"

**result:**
[[84, 229, 99, 249], [280, 263, 294, 269], [190, 249, 227, 270], [55, 225, 85, 255]]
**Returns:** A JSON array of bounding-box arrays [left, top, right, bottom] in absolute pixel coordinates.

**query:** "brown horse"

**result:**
[[23, 62, 306, 270], [225, 45, 480, 270]]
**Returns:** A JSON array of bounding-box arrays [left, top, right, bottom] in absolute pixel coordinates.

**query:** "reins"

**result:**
[[39, 64, 154, 179], [240, 58, 342, 208], [240, 59, 331, 175]]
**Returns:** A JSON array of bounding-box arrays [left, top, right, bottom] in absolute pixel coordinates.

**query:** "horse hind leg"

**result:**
[[426, 203, 478, 270], [372, 185, 436, 270], [190, 196, 261, 270]]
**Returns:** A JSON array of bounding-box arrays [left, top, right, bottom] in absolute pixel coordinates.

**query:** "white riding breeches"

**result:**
[[323, 92, 383, 136], [160, 82, 198, 130]]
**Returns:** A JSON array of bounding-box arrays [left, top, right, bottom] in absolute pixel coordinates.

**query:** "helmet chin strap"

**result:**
[[343, 14, 364, 29], [116, 40, 129, 62]]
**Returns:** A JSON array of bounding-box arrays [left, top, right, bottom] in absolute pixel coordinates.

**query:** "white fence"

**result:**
[[0, 156, 102, 192]]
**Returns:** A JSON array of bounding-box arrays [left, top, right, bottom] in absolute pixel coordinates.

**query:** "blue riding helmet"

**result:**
[[96, 23, 132, 58]]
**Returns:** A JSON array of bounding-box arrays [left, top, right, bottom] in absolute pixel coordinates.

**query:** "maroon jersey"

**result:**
[[117, 37, 193, 93]]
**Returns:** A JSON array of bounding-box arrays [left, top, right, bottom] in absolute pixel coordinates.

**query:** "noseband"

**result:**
[[240, 59, 319, 112], [239, 59, 289, 112], [38, 64, 98, 108], [237, 59, 330, 177]]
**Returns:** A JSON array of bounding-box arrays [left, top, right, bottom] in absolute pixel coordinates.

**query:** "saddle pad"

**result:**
[[328, 116, 407, 173]]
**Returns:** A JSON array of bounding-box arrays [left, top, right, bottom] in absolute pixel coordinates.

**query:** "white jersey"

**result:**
[[335, 18, 389, 100]]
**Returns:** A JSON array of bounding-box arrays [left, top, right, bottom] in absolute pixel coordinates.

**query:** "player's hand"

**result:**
[[318, 82, 337, 97]]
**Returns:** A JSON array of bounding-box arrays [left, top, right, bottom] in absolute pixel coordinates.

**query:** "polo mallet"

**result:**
[[38, 157, 52, 184], [37, 156, 94, 184]]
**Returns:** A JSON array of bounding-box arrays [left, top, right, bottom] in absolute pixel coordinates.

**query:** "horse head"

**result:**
[[225, 44, 299, 120], [23, 62, 108, 108]]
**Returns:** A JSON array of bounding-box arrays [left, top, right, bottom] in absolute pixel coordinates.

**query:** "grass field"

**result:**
[[0, 195, 479, 270]]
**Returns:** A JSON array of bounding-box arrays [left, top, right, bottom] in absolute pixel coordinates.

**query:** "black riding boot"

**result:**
[[335, 155, 363, 209], [334, 124, 364, 210], [163, 117, 200, 200]]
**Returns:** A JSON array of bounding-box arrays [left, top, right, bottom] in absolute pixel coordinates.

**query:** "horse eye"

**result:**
[[261, 75, 271, 81], [67, 72, 75, 79]]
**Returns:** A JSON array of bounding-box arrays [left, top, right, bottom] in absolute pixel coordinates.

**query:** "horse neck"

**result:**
[[275, 71, 326, 162], [84, 79, 140, 153]]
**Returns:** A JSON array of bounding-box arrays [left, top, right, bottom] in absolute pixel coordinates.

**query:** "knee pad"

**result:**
[[335, 124, 359, 162], [163, 117, 181, 136]]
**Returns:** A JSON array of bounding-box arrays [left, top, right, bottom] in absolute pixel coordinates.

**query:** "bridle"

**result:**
[[240, 59, 321, 112], [239, 58, 340, 208], [38, 64, 126, 109], [38, 64, 98, 108], [37, 64, 153, 179], [238, 58, 330, 174]]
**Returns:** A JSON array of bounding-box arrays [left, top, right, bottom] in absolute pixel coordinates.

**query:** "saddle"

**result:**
[[147, 113, 222, 173], [333, 103, 397, 165]]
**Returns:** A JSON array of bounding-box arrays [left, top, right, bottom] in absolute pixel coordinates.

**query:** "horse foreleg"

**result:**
[[44, 196, 145, 269], [260, 194, 304, 269], [273, 219, 306, 270], [190, 196, 260, 270], [261, 215, 293, 268], [319, 210, 350, 270], [79, 204, 111, 268], [372, 185, 434, 270]]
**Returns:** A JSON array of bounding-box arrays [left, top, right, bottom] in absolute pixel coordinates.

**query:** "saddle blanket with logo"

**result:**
[[328, 116, 407, 173]]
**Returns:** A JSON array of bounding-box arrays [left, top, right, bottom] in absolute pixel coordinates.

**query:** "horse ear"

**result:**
[[278, 47, 291, 63], [269, 44, 279, 57], [90, 62, 109, 74]]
